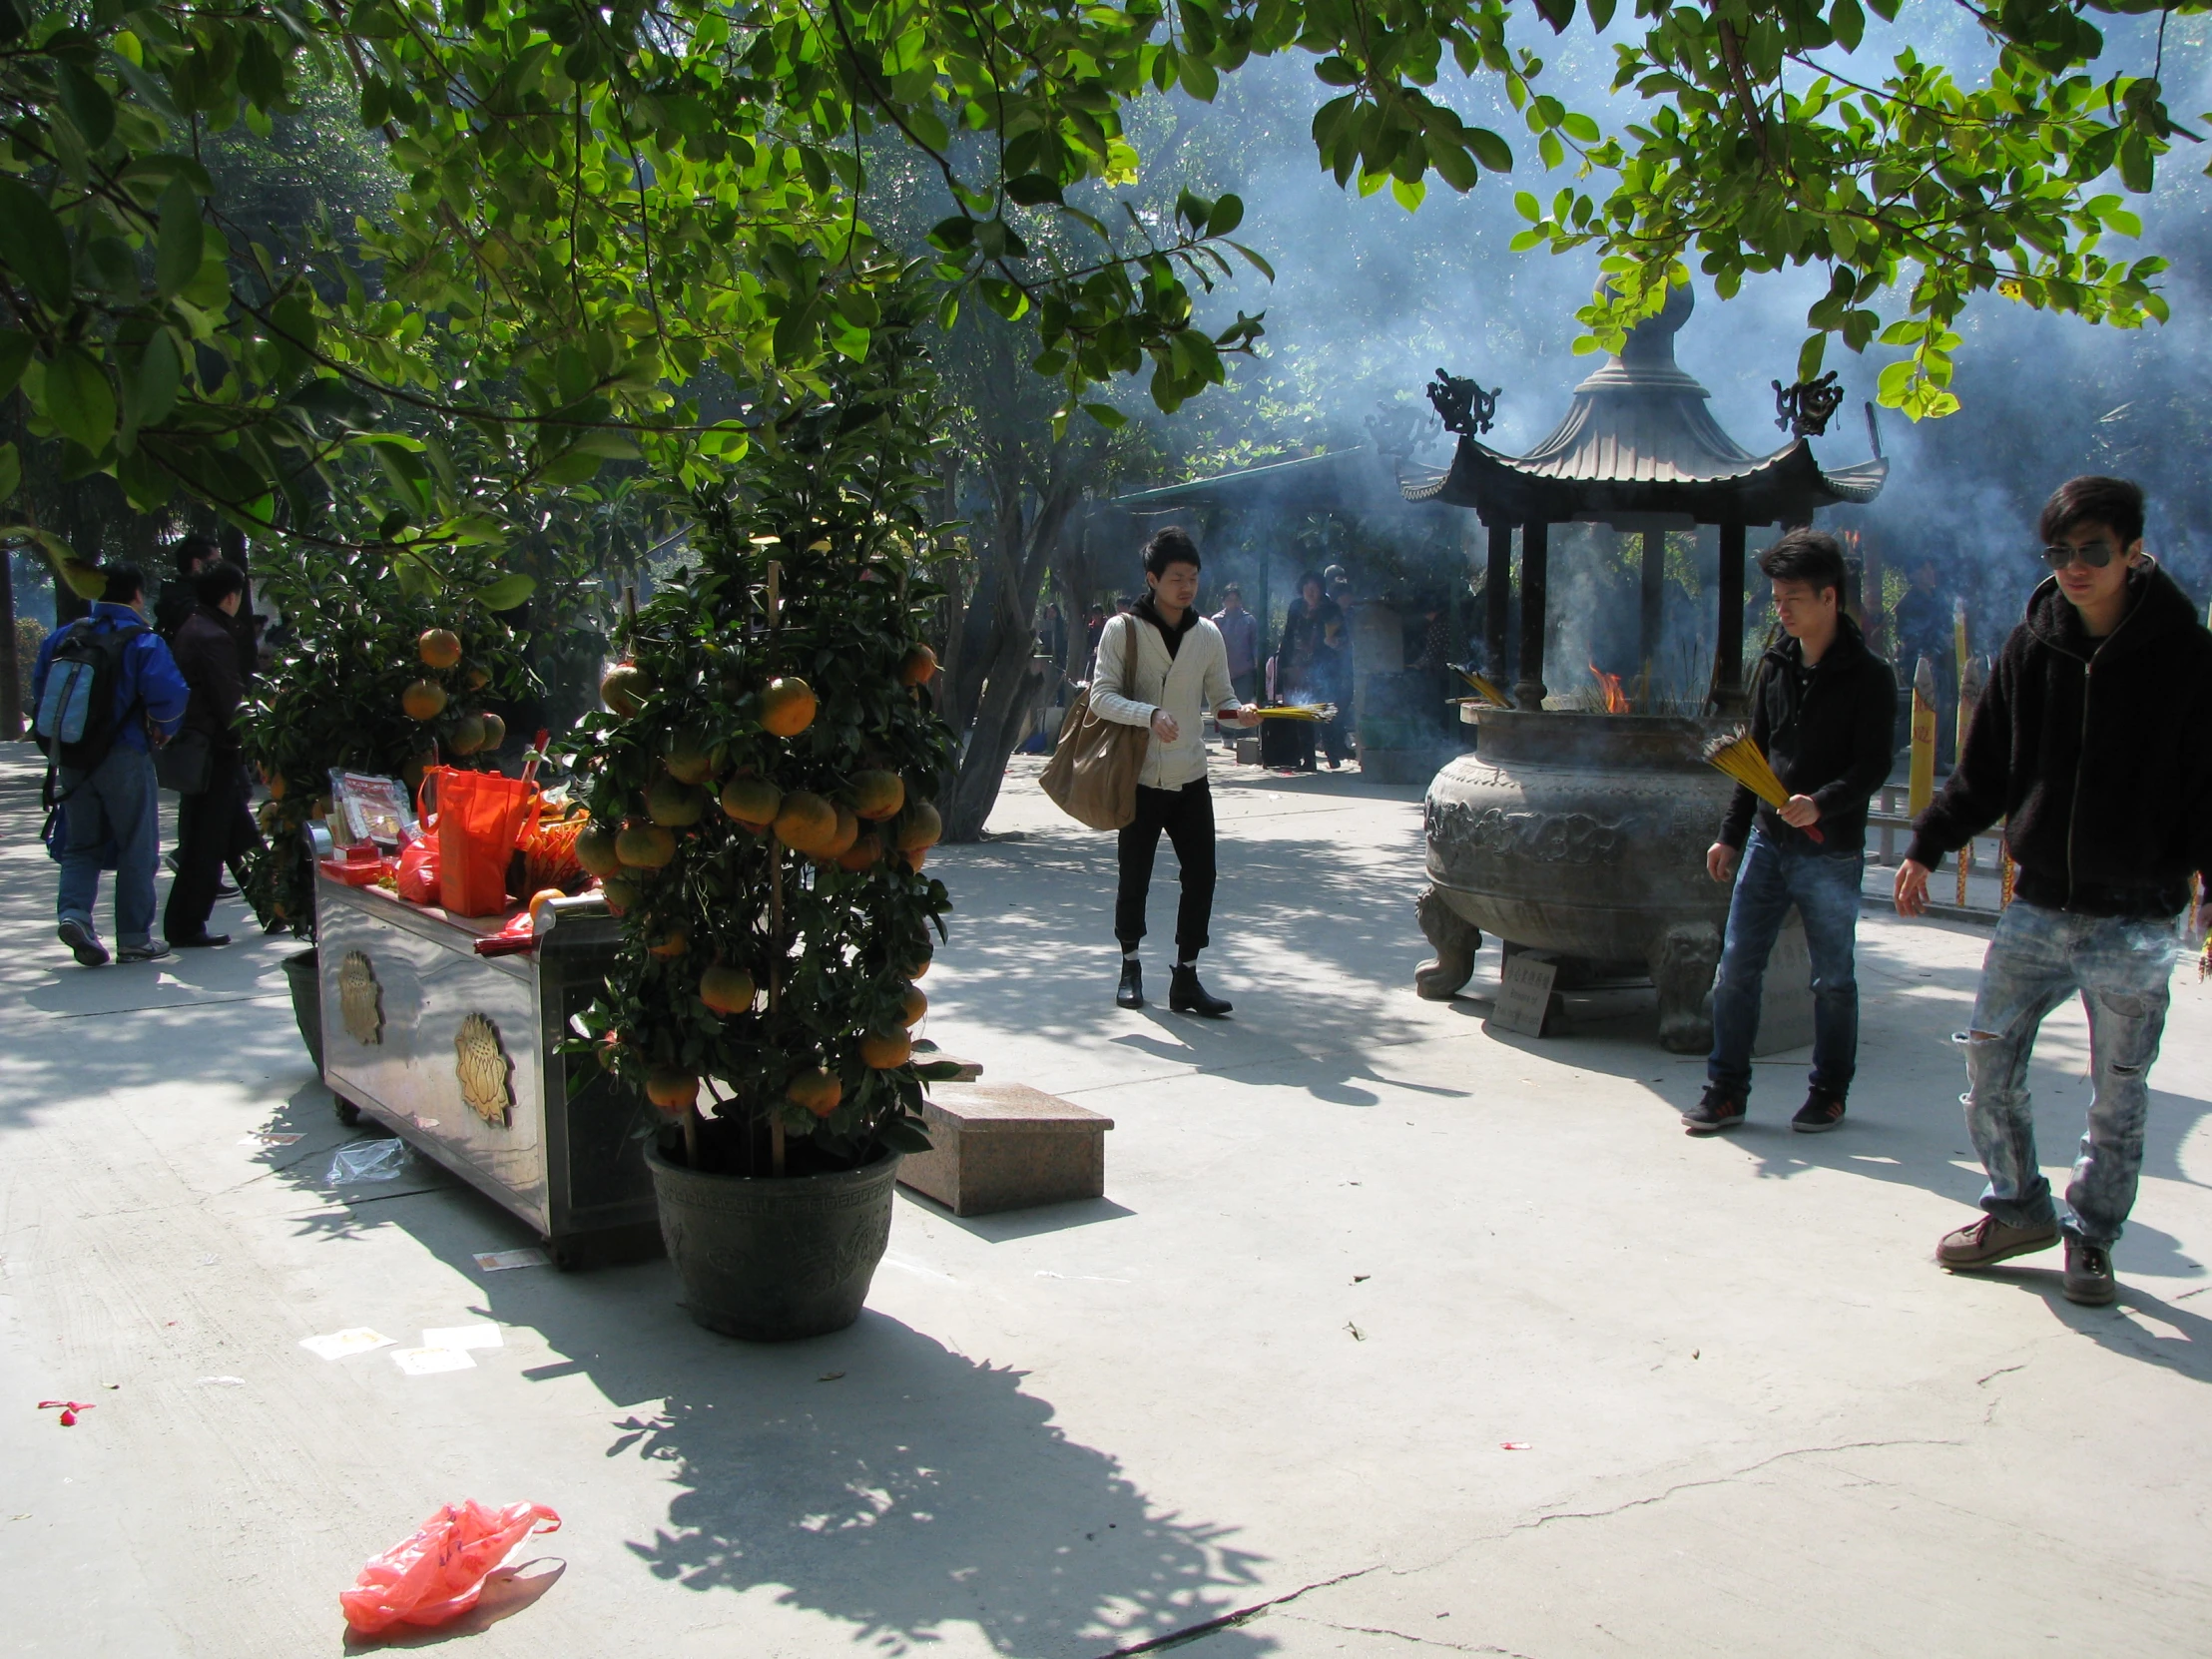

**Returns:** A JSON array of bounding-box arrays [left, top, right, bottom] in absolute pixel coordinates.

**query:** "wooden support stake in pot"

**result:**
[[766, 558, 787, 1179]]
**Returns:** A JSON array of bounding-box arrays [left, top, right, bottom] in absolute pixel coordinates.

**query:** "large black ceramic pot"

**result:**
[[281, 946, 324, 1073], [645, 1146, 901, 1341]]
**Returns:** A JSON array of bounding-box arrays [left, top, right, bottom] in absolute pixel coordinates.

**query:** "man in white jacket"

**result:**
[[1091, 527, 1259, 1014]]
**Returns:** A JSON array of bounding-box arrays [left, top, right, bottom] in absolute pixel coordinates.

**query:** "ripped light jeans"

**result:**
[[1963, 899, 2177, 1246]]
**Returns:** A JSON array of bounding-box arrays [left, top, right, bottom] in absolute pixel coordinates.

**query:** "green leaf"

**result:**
[[124, 327, 183, 434], [1180, 53, 1219, 102], [0, 440, 19, 504], [1207, 194, 1245, 237], [57, 63, 115, 149], [1467, 129, 1514, 173], [1081, 401, 1126, 430], [0, 179, 72, 312], [1004, 173, 1063, 207], [0, 330, 30, 396], [1796, 334, 1827, 384], [45, 346, 117, 453], [927, 216, 975, 253], [1225, 241, 1276, 280], [1586, 0, 1617, 28], [474, 573, 536, 611], [1829, 0, 1865, 52]]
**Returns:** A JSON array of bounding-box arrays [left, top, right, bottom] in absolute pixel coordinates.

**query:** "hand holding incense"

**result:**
[[1701, 729, 1826, 844]]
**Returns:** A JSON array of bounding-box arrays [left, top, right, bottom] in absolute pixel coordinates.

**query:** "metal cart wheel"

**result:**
[[333, 1096, 362, 1127], [549, 1241, 582, 1272]]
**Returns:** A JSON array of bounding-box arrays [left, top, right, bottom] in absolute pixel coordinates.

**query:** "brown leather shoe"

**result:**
[[1936, 1213, 2061, 1270]]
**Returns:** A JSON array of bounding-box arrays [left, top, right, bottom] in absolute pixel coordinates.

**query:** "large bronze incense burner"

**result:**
[[1416, 710, 1791, 1049]]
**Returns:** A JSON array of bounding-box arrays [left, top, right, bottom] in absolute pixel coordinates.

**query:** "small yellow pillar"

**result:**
[[1909, 654, 1937, 821]]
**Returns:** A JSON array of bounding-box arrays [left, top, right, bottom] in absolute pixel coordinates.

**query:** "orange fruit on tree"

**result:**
[[599, 875, 640, 914], [849, 770, 904, 821], [902, 846, 927, 873], [897, 644, 937, 688], [760, 677, 818, 738], [858, 1029, 911, 1070], [447, 712, 488, 756], [902, 942, 932, 979], [824, 806, 859, 859], [893, 801, 942, 851], [616, 822, 676, 868], [720, 776, 781, 829], [478, 711, 506, 751], [786, 1067, 842, 1117], [401, 679, 448, 722], [417, 628, 462, 670], [576, 823, 623, 877], [646, 777, 706, 828], [645, 1071, 700, 1114], [665, 739, 716, 786], [836, 831, 882, 872], [699, 963, 757, 1015], [266, 770, 287, 801], [899, 983, 927, 1026], [600, 663, 654, 717], [464, 664, 491, 691], [647, 925, 690, 959], [773, 790, 836, 855]]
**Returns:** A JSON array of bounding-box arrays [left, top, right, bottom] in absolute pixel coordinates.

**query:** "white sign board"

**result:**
[[1490, 951, 1559, 1037]]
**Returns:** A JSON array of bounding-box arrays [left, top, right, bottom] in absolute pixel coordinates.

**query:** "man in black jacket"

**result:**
[[163, 562, 262, 948], [1684, 529, 1898, 1137], [1899, 476, 2212, 1306]]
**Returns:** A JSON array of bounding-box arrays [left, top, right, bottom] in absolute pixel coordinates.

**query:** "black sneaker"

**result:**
[[117, 940, 172, 964], [173, 932, 232, 948], [2063, 1235, 2117, 1306], [1791, 1087, 1847, 1134], [1116, 959, 1144, 1009], [1681, 1086, 1746, 1136], [57, 918, 109, 968], [1168, 965, 1232, 1017]]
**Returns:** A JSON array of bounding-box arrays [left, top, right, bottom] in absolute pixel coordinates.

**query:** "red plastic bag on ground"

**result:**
[[395, 833, 439, 905], [417, 768, 537, 917], [339, 1499, 561, 1635]]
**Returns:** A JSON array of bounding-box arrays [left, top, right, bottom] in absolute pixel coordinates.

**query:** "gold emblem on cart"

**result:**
[[454, 1013, 514, 1128], [337, 950, 383, 1045]]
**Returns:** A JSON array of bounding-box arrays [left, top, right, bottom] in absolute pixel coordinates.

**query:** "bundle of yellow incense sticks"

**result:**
[[1251, 705, 1335, 722], [1453, 666, 1511, 707], [1701, 728, 1825, 844]]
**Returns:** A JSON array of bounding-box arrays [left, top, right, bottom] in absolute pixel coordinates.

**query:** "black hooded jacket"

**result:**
[[1718, 613, 1898, 854], [1907, 560, 2212, 918]]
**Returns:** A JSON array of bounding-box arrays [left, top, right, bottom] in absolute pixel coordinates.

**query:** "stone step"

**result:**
[[897, 1082, 1114, 1217]]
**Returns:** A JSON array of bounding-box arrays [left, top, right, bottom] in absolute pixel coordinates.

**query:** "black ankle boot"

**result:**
[[1116, 958, 1144, 1009], [1169, 964, 1232, 1017]]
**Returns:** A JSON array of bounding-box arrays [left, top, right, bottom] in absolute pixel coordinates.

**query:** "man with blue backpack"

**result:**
[[31, 564, 192, 967]]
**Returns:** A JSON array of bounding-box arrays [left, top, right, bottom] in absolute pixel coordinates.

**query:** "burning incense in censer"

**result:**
[[1701, 729, 1826, 844]]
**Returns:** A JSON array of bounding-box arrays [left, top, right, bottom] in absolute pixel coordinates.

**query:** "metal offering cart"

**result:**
[[314, 870, 658, 1266]]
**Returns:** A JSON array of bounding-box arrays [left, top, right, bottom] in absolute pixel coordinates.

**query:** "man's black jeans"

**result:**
[[1115, 779, 1216, 959], [164, 758, 258, 941]]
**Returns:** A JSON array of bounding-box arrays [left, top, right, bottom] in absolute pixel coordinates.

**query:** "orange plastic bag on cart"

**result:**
[[417, 768, 537, 917], [394, 833, 439, 905], [339, 1499, 561, 1635]]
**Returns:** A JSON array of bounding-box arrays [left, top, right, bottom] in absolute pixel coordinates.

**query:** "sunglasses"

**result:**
[[2040, 540, 2120, 571]]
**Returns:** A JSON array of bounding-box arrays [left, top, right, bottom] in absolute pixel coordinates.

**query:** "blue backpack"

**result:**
[[35, 618, 146, 773]]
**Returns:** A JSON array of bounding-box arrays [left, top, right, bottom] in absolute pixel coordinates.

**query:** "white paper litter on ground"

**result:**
[[422, 1323, 503, 1352], [390, 1346, 476, 1377], [198, 1376, 246, 1386], [299, 1328, 394, 1361], [472, 1249, 549, 1273]]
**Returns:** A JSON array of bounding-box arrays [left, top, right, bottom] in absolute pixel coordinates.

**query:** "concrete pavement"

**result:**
[[4, 743, 2210, 1656]]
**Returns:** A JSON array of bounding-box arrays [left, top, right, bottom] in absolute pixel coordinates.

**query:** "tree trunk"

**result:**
[[942, 481, 1083, 842], [0, 548, 21, 740]]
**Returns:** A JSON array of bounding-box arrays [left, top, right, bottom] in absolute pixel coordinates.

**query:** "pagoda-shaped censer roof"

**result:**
[[1403, 284, 1887, 529]]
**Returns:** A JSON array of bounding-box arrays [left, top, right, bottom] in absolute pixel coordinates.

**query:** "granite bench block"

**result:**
[[897, 1083, 1114, 1217]]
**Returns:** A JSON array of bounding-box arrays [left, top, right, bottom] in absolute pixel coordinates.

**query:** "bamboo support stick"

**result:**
[[2000, 835, 2015, 908], [1957, 838, 1971, 908], [767, 555, 787, 1179]]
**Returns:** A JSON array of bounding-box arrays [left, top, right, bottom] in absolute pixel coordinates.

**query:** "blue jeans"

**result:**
[[1707, 829, 1864, 1098], [1962, 900, 2175, 1246], [57, 746, 161, 948]]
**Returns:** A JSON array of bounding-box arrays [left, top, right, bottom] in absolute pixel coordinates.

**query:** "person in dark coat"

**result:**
[[1899, 476, 2212, 1306], [1684, 529, 1898, 1138], [1272, 571, 1343, 772], [163, 562, 263, 947], [154, 534, 221, 643]]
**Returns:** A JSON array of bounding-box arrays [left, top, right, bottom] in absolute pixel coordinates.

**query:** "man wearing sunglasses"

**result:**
[[1896, 475, 2212, 1306]]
